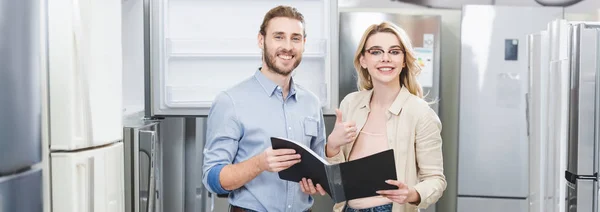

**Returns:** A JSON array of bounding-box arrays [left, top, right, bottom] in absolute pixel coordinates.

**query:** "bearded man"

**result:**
[[202, 5, 327, 212]]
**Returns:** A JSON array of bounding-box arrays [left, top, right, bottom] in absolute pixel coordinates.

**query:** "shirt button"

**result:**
[[288, 127, 292, 130], [277, 86, 282, 90], [288, 205, 291, 208]]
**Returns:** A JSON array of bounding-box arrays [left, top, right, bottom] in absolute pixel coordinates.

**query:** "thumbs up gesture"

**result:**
[[327, 109, 357, 150]]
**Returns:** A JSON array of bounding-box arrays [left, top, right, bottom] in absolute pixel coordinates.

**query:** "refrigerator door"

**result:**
[[527, 30, 551, 212], [50, 142, 125, 212], [565, 23, 599, 178], [146, 0, 339, 116], [458, 5, 563, 199], [0, 168, 43, 212], [0, 0, 42, 174], [339, 12, 442, 113], [546, 19, 571, 212], [123, 113, 162, 212], [47, 0, 123, 150], [564, 22, 600, 212]]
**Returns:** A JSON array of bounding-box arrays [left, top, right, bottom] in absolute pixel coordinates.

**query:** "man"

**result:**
[[202, 5, 327, 212]]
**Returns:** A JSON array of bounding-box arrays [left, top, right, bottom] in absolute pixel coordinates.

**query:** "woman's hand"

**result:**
[[326, 109, 357, 153], [376, 180, 421, 205], [299, 178, 326, 196]]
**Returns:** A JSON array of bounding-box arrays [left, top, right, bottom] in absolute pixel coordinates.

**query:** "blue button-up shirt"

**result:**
[[202, 69, 327, 212]]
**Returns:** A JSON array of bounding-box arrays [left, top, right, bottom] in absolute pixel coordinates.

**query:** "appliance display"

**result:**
[[457, 5, 563, 212]]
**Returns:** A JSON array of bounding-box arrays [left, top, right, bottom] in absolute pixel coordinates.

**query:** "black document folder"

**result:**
[[270, 137, 397, 203]]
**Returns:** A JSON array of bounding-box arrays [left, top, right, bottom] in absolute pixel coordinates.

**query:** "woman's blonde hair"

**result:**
[[353, 21, 423, 98]]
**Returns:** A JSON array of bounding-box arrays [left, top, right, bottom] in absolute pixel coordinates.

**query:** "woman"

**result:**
[[324, 21, 445, 212]]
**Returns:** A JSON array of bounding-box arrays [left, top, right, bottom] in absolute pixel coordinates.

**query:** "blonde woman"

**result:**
[[319, 21, 446, 212]]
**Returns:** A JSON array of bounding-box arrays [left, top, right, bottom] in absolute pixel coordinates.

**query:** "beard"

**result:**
[[263, 42, 302, 76]]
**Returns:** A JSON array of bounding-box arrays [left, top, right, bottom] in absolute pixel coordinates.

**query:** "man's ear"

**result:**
[[258, 33, 264, 50], [302, 38, 306, 53]]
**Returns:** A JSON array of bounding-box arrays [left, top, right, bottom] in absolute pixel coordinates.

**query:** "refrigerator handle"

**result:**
[[525, 92, 531, 137], [140, 130, 157, 212]]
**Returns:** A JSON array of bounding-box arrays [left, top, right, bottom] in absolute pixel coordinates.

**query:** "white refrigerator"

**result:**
[[43, 0, 125, 211], [457, 5, 563, 212]]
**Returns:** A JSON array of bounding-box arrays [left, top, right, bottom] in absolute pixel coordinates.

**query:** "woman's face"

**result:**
[[359, 32, 405, 87]]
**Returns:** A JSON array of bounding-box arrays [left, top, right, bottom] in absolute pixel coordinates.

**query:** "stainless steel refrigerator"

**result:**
[[0, 0, 44, 211], [562, 22, 600, 212], [527, 20, 600, 212], [457, 5, 563, 212]]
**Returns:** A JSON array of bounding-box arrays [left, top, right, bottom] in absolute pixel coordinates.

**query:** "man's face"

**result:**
[[259, 17, 305, 76]]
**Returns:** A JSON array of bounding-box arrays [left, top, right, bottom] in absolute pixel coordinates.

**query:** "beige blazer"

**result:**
[[326, 87, 446, 212]]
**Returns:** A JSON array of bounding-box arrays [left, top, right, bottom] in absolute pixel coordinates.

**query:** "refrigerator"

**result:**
[[122, 0, 341, 211], [0, 0, 44, 211], [44, 0, 125, 211], [338, 11, 442, 212], [562, 22, 600, 212], [526, 19, 573, 212], [457, 5, 563, 212]]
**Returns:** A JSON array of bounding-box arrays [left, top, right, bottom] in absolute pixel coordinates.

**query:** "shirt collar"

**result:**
[[359, 86, 411, 116], [253, 68, 298, 100]]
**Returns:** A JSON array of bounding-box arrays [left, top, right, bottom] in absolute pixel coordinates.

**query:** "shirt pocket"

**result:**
[[302, 117, 319, 144]]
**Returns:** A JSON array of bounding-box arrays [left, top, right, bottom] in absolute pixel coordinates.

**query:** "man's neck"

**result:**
[[370, 81, 401, 110], [260, 66, 292, 96]]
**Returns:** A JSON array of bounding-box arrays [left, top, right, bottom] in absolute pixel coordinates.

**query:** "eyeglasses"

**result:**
[[364, 49, 404, 57]]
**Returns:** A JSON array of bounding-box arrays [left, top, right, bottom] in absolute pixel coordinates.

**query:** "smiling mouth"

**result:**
[[277, 54, 294, 60], [377, 67, 394, 72]]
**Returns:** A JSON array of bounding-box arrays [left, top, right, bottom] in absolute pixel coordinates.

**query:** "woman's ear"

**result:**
[[359, 55, 367, 69]]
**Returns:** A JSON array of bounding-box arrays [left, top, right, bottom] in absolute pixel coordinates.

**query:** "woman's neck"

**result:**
[[370, 81, 401, 110]]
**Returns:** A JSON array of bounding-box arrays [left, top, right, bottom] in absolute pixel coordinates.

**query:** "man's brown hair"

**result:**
[[259, 5, 306, 37]]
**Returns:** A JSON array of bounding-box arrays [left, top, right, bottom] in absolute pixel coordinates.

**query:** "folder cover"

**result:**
[[270, 137, 397, 203]]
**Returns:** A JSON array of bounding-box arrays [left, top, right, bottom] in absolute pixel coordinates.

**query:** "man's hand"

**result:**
[[376, 180, 421, 205], [258, 147, 301, 172], [299, 178, 326, 196], [326, 109, 357, 155]]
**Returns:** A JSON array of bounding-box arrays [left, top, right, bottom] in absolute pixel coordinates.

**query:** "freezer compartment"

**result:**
[[0, 167, 43, 212], [47, 0, 123, 150], [51, 142, 125, 212], [0, 0, 42, 174], [148, 0, 339, 116], [457, 197, 528, 212]]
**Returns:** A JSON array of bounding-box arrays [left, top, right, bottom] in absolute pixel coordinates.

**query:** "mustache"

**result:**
[[275, 49, 295, 56]]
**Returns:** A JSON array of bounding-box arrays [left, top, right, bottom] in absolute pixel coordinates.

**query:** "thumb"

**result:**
[[335, 109, 343, 123]]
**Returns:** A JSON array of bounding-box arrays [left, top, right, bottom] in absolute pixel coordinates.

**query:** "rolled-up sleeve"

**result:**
[[202, 92, 243, 194], [412, 108, 447, 209]]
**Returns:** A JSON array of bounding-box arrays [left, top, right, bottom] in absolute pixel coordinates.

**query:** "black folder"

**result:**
[[270, 137, 397, 203]]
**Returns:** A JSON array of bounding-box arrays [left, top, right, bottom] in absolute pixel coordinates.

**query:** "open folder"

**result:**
[[270, 137, 397, 203]]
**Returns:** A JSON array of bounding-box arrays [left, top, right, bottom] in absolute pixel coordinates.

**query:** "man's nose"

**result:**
[[283, 39, 293, 50]]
